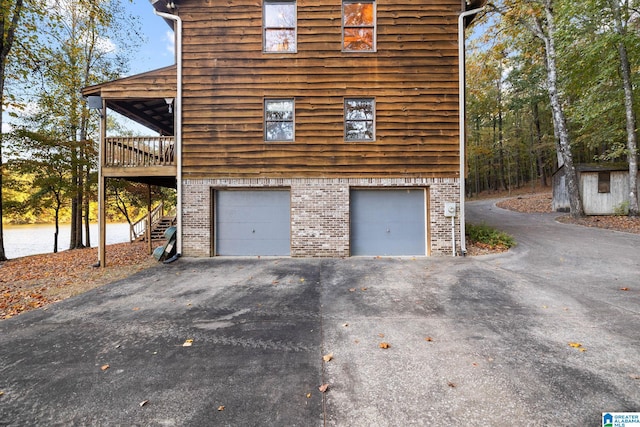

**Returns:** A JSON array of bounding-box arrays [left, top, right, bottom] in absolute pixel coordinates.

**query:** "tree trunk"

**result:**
[[497, 74, 507, 191], [54, 210, 59, 253], [76, 152, 84, 248], [69, 144, 79, 249], [610, 0, 639, 216], [0, 132, 6, 261], [84, 176, 91, 247], [0, 0, 25, 262], [532, 102, 548, 187], [536, 1, 584, 217]]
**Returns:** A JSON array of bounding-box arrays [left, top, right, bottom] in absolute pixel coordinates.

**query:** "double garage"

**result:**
[[213, 188, 427, 256]]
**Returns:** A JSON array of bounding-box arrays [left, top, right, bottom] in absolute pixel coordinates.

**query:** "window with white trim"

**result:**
[[264, 0, 297, 53], [345, 98, 375, 141], [342, 0, 376, 52], [265, 99, 294, 141]]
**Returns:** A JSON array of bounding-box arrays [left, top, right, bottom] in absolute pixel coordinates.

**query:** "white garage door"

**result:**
[[350, 189, 426, 256], [215, 190, 291, 256]]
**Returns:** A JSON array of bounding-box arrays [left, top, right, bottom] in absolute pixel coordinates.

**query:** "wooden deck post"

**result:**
[[98, 98, 107, 268], [147, 184, 152, 255]]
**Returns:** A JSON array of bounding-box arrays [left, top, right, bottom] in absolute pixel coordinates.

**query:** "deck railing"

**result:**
[[105, 136, 175, 167], [130, 202, 166, 242]]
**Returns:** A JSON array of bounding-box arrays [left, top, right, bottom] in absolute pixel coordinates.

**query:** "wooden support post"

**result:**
[[147, 184, 152, 255], [98, 98, 107, 268]]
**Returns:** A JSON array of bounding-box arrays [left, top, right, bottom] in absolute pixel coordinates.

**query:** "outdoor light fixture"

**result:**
[[86, 96, 103, 117], [165, 97, 174, 114]]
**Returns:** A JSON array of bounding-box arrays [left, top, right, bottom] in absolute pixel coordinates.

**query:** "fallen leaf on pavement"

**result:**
[[448, 382, 456, 388], [139, 400, 149, 407], [323, 353, 333, 362], [217, 405, 225, 411], [306, 393, 312, 398], [101, 364, 110, 371], [425, 337, 433, 342], [183, 339, 194, 347], [379, 342, 390, 349], [318, 384, 329, 393], [349, 288, 356, 292], [568, 342, 582, 348], [620, 287, 630, 291]]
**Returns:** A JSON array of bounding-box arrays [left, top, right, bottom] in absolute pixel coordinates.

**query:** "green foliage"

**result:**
[[466, 223, 516, 249], [613, 201, 630, 216], [468, 0, 640, 200]]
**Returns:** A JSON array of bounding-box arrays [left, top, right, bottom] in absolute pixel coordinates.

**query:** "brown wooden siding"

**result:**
[[180, 0, 461, 178]]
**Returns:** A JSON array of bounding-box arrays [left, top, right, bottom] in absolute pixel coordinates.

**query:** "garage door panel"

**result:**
[[351, 189, 426, 256], [216, 190, 291, 256]]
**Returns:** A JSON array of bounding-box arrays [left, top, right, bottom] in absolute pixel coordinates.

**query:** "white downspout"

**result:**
[[154, 9, 183, 255], [458, 6, 484, 256]]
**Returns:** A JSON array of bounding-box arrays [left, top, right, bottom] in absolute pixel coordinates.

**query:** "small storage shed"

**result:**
[[552, 164, 639, 214]]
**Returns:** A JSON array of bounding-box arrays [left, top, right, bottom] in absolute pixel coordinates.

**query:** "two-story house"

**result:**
[[83, 0, 485, 265]]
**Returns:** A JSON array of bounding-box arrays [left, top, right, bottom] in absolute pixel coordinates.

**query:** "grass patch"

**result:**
[[466, 223, 515, 250]]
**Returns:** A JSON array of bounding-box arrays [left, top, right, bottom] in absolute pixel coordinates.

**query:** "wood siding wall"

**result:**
[[180, 0, 462, 178]]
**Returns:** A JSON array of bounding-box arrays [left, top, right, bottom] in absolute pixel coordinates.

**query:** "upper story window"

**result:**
[[264, 0, 297, 53], [345, 98, 375, 141], [265, 99, 295, 141], [342, 0, 376, 52]]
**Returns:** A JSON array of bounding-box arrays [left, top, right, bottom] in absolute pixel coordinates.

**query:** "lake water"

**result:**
[[2, 223, 132, 259]]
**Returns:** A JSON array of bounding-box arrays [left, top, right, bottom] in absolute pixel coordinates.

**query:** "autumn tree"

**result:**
[[0, 0, 41, 261], [7, 127, 73, 252], [467, 14, 556, 195], [27, 0, 141, 249], [488, 0, 584, 216], [558, 0, 639, 216], [610, 0, 639, 216]]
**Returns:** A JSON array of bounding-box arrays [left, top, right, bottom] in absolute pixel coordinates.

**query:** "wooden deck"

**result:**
[[102, 136, 177, 183]]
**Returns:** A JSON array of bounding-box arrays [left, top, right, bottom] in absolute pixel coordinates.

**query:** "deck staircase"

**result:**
[[131, 203, 176, 243], [148, 216, 176, 242]]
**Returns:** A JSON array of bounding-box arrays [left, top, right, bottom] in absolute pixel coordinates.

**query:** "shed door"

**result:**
[[350, 189, 426, 256], [215, 190, 291, 256]]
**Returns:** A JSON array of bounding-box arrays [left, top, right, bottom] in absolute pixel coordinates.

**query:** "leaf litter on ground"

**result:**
[[0, 242, 156, 319]]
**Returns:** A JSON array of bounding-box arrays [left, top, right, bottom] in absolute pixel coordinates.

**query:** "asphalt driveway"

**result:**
[[1, 200, 639, 426]]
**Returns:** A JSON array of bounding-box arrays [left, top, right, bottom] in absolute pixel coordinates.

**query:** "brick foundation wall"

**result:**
[[181, 177, 461, 257]]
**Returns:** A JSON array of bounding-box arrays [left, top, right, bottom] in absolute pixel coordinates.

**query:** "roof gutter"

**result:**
[[153, 8, 183, 256], [458, 5, 484, 255]]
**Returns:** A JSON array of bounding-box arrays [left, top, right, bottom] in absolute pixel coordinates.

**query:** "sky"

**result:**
[[0, 1, 174, 134], [125, 0, 176, 75]]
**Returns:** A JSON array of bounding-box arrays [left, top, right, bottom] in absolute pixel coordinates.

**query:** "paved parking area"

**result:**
[[1, 201, 639, 426]]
